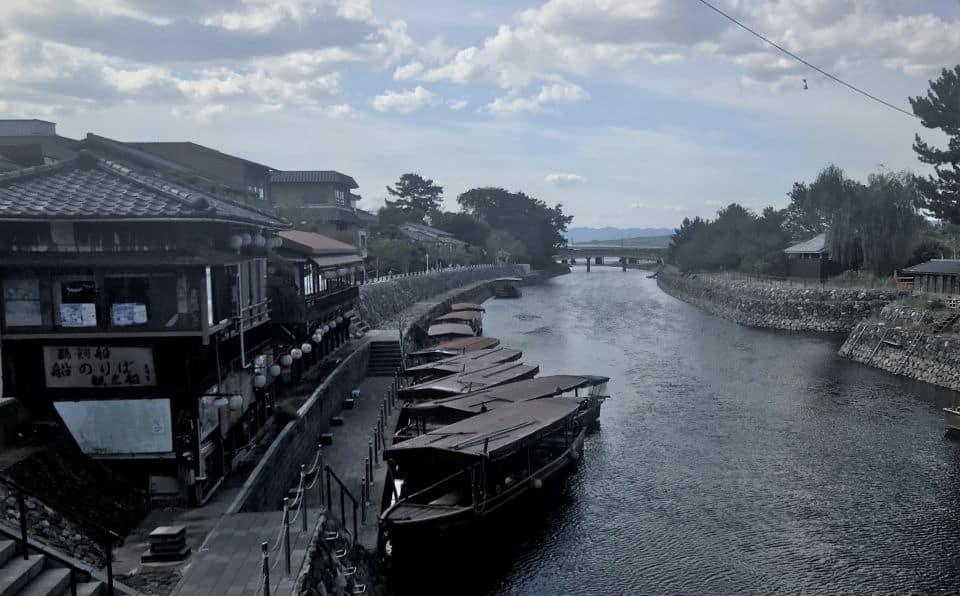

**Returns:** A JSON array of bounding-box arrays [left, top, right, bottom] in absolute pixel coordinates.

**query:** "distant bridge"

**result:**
[[556, 244, 665, 269]]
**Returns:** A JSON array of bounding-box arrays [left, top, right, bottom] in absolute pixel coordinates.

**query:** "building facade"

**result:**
[[270, 171, 369, 255], [784, 233, 837, 280]]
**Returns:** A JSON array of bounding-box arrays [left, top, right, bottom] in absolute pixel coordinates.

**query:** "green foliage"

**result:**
[[486, 230, 525, 262], [385, 173, 444, 224], [910, 65, 960, 223], [366, 237, 423, 274], [457, 187, 572, 267], [431, 211, 491, 246]]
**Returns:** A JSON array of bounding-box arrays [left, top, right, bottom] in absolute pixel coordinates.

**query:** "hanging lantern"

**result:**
[[322, 325, 330, 333], [253, 233, 266, 248], [254, 354, 267, 370], [312, 332, 322, 343], [336, 268, 347, 277], [269, 364, 282, 377], [229, 235, 244, 250], [241, 233, 252, 247], [301, 342, 312, 354], [270, 237, 283, 249], [279, 354, 293, 367], [229, 395, 244, 411], [336, 316, 344, 324], [291, 348, 303, 360], [253, 374, 267, 388]]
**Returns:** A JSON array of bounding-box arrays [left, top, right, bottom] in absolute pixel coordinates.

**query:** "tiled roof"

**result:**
[[270, 170, 358, 188], [0, 151, 288, 227], [399, 222, 465, 244], [902, 259, 960, 275], [279, 230, 359, 255], [784, 233, 827, 254]]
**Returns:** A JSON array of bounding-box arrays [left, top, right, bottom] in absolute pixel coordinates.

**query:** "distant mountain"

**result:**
[[565, 227, 673, 244]]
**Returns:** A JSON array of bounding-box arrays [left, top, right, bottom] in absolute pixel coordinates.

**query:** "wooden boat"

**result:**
[[944, 406, 960, 432], [398, 361, 539, 401], [427, 323, 476, 342], [434, 310, 483, 334], [380, 398, 586, 549], [404, 347, 522, 384], [491, 277, 523, 298], [450, 302, 485, 312], [407, 337, 500, 366], [394, 374, 609, 443]]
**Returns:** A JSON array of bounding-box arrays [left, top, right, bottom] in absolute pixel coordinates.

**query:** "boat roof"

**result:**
[[493, 277, 523, 282], [386, 398, 580, 463], [406, 374, 608, 417], [408, 336, 500, 357], [427, 323, 475, 338], [404, 347, 521, 376], [450, 302, 485, 312], [434, 310, 482, 323], [399, 361, 539, 399]]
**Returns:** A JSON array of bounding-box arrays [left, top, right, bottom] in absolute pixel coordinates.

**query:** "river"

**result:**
[[389, 267, 960, 595]]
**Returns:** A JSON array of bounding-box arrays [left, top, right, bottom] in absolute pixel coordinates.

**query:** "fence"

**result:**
[[360, 262, 503, 286], [708, 270, 904, 290]]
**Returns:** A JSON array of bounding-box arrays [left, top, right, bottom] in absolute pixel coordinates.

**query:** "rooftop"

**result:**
[[279, 230, 359, 255], [902, 259, 960, 276], [124, 140, 273, 172], [270, 170, 358, 188], [784, 233, 828, 255], [0, 150, 288, 228]]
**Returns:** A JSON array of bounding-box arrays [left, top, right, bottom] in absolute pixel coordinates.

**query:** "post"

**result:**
[[369, 440, 375, 468], [340, 489, 345, 527], [326, 469, 332, 511], [105, 540, 115, 596], [16, 490, 28, 560], [361, 477, 367, 524], [318, 446, 324, 503], [353, 501, 358, 541], [282, 498, 291, 576], [300, 465, 308, 534], [365, 457, 371, 488], [261, 542, 271, 596]]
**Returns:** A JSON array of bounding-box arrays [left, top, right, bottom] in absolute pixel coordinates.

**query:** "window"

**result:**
[[334, 188, 346, 206], [3, 278, 46, 327], [55, 276, 98, 327]]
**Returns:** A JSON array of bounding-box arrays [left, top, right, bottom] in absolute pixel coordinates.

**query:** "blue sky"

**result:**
[[1, 0, 958, 228]]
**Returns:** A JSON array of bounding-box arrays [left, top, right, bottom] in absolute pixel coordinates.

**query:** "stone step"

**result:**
[[331, 417, 345, 427], [19, 567, 70, 596], [0, 541, 15, 568], [0, 554, 45, 596], [319, 433, 334, 446], [75, 582, 103, 596], [342, 399, 355, 410]]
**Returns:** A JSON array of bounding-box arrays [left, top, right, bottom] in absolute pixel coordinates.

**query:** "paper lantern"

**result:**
[[279, 354, 293, 367], [229, 235, 244, 250], [253, 374, 267, 388], [269, 364, 282, 377], [312, 332, 322, 343], [241, 233, 252, 247], [291, 348, 303, 360], [253, 234, 266, 248], [301, 343, 312, 354]]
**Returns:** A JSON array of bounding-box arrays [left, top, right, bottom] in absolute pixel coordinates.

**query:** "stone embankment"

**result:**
[[656, 269, 907, 332], [839, 304, 960, 391]]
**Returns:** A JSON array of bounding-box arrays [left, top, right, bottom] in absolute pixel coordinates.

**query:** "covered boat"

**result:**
[[491, 277, 522, 298], [427, 323, 476, 342], [407, 336, 500, 366], [398, 361, 539, 401], [434, 310, 483, 333], [380, 398, 586, 549], [404, 347, 522, 384], [450, 302, 485, 312], [394, 374, 609, 442], [944, 407, 960, 432]]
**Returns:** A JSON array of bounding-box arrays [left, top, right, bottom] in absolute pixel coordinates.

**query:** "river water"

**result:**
[[390, 267, 960, 595]]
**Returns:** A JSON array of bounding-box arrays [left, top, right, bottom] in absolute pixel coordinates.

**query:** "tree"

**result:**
[[458, 187, 572, 268], [385, 174, 444, 223], [910, 65, 960, 222], [366, 237, 423, 274], [782, 164, 846, 239], [431, 211, 491, 246]]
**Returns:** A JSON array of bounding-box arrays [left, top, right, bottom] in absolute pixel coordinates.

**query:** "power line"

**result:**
[[695, 0, 918, 119]]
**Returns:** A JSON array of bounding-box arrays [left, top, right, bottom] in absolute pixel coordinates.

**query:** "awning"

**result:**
[[311, 255, 363, 268]]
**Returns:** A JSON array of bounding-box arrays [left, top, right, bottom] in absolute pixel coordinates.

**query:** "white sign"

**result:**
[[54, 398, 172, 456], [60, 303, 97, 327], [43, 345, 156, 388], [111, 303, 148, 326]]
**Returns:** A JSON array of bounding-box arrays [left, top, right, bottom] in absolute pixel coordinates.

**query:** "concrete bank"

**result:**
[[657, 269, 906, 333], [839, 304, 960, 392]]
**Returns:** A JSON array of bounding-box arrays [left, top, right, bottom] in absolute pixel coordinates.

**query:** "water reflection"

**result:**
[[389, 268, 960, 595]]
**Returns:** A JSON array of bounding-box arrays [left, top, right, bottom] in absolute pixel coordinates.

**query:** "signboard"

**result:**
[[3, 279, 42, 326], [43, 346, 156, 388], [60, 303, 97, 327], [111, 303, 148, 326], [53, 398, 172, 456]]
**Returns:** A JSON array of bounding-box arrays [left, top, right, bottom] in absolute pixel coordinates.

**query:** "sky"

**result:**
[[1, 0, 958, 229]]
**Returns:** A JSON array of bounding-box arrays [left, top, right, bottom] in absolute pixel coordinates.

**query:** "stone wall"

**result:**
[[839, 305, 960, 391], [233, 342, 370, 513], [657, 269, 907, 332], [359, 265, 526, 330]]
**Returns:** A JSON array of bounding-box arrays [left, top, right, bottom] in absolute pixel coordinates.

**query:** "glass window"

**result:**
[[3, 278, 46, 327], [56, 277, 98, 327]]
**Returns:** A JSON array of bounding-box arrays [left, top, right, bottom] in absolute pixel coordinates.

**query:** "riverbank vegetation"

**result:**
[[669, 64, 960, 278], [369, 173, 572, 272]]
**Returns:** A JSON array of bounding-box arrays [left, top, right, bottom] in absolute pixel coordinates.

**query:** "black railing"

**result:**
[[323, 466, 358, 542], [305, 285, 359, 315], [0, 476, 119, 595]]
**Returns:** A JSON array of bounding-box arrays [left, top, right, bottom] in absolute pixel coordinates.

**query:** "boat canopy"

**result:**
[[493, 277, 523, 282], [405, 374, 607, 417], [427, 323, 475, 338], [450, 302, 485, 312], [386, 398, 580, 464], [408, 336, 500, 358], [434, 310, 483, 323], [404, 347, 522, 376], [399, 361, 540, 400]]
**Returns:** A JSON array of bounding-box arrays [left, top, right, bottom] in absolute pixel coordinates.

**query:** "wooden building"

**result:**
[[902, 260, 960, 296], [0, 149, 295, 505], [784, 233, 837, 280]]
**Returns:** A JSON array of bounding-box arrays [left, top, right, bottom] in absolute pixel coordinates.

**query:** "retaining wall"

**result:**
[[233, 342, 370, 513], [359, 265, 527, 329], [839, 305, 960, 391], [657, 269, 906, 332]]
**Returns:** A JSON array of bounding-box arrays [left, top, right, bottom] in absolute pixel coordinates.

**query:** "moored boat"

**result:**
[[434, 309, 483, 334], [404, 347, 522, 384], [450, 302, 485, 312], [398, 360, 539, 401], [407, 336, 500, 366], [427, 322, 476, 342], [944, 406, 960, 432], [491, 277, 523, 298], [380, 398, 586, 549]]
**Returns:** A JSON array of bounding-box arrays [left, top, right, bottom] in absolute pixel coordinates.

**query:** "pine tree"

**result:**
[[910, 65, 960, 222], [385, 173, 443, 224]]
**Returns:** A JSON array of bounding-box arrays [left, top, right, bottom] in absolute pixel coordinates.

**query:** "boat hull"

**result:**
[[944, 407, 960, 432], [381, 429, 586, 551]]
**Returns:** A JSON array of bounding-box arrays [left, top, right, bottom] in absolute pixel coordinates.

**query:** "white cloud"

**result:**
[[488, 81, 588, 115], [373, 85, 437, 113], [393, 61, 424, 80], [448, 99, 469, 111], [545, 172, 586, 186], [172, 103, 227, 123], [325, 103, 356, 119], [202, 0, 375, 33]]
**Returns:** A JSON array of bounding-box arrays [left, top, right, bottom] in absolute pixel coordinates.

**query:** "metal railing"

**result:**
[[704, 270, 905, 291], [0, 476, 119, 596], [361, 263, 504, 286]]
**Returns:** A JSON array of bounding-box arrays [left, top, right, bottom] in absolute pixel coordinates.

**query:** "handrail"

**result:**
[[324, 465, 358, 543], [0, 476, 118, 595]]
